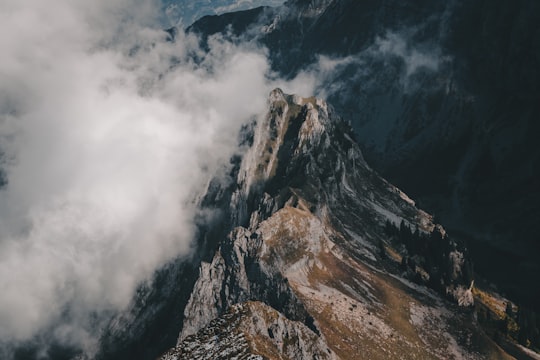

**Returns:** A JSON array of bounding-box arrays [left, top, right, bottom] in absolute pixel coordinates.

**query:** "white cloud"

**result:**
[[374, 32, 443, 77], [283, 29, 450, 104], [0, 0, 310, 356]]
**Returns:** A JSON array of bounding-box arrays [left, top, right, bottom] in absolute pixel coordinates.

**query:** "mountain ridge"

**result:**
[[153, 89, 514, 360], [186, 0, 540, 311]]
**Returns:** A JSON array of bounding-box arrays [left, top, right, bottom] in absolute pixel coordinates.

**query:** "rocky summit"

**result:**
[[152, 89, 513, 360]]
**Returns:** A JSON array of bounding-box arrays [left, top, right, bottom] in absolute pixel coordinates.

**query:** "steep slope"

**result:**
[[187, 0, 540, 310], [159, 89, 512, 360]]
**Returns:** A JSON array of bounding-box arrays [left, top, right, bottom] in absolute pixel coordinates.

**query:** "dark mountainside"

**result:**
[[187, 0, 540, 310]]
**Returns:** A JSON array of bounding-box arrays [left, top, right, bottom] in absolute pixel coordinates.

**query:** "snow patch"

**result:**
[[293, 282, 394, 341], [409, 302, 480, 359], [367, 200, 405, 227], [343, 227, 378, 261], [388, 273, 440, 301]]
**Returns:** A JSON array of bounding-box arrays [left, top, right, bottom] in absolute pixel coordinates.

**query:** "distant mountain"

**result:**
[[187, 0, 540, 310], [160, 0, 284, 26]]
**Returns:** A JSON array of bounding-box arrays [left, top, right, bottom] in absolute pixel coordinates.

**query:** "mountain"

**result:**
[[160, 0, 284, 27], [105, 88, 520, 360], [186, 0, 540, 311], [4, 2, 540, 359]]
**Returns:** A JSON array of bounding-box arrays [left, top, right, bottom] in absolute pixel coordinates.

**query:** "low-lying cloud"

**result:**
[[373, 31, 443, 78], [295, 30, 448, 100], [0, 0, 309, 357]]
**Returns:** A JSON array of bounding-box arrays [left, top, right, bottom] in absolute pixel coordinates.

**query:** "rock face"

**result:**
[[187, 0, 540, 309], [190, 0, 540, 306], [156, 89, 511, 360], [162, 301, 336, 360]]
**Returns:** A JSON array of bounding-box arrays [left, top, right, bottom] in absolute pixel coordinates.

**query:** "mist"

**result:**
[[373, 31, 445, 79], [296, 30, 448, 102], [0, 0, 312, 356]]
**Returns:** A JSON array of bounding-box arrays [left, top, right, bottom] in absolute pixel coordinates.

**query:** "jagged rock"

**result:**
[[166, 90, 510, 360], [161, 301, 336, 360]]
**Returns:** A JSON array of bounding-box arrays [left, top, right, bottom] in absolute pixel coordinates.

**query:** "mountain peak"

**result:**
[[150, 89, 512, 359], [238, 88, 335, 194]]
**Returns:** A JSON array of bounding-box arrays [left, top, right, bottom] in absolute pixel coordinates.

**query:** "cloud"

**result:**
[[283, 29, 451, 107], [0, 0, 309, 357], [373, 32, 443, 77]]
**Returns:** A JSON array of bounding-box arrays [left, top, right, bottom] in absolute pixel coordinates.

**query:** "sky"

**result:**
[[161, 0, 285, 27], [0, 0, 310, 357]]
